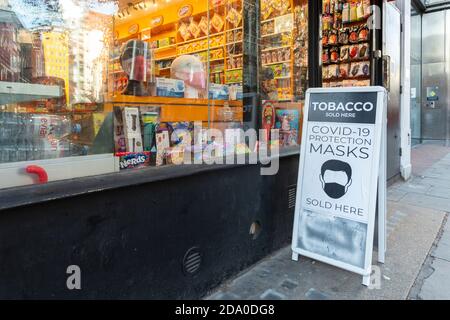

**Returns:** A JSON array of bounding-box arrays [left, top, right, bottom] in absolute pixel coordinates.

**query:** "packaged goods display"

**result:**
[[293, 3, 308, 100], [154, 78, 186, 98], [117, 152, 151, 170], [321, 0, 371, 87], [225, 69, 243, 84], [110, 1, 244, 93], [259, 0, 307, 142], [275, 108, 300, 147], [260, 0, 308, 102], [209, 83, 230, 100]]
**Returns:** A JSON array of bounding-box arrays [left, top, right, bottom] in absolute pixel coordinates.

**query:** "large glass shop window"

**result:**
[[259, 0, 308, 149], [111, 0, 245, 169], [0, 0, 250, 189], [0, 0, 117, 189]]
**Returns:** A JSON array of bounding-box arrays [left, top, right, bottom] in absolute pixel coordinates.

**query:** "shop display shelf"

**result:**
[[226, 67, 242, 71], [261, 32, 281, 38], [225, 81, 242, 84], [226, 41, 243, 46], [261, 32, 291, 39], [109, 70, 126, 74], [322, 40, 370, 49], [261, 14, 291, 25], [108, 94, 243, 107], [154, 55, 177, 61], [207, 58, 226, 63], [261, 45, 291, 52], [322, 75, 371, 82], [181, 45, 224, 55], [275, 76, 291, 80], [176, 32, 225, 46], [342, 19, 370, 26], [262, 60, 291, 66], [213, 0, 242, 7], [154, 44, 177, 52], [226, 26, 243, 33], [322, 57, 371, 66]]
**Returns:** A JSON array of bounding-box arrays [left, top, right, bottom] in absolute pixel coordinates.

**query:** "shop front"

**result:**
[[0, 0, 408, 298]]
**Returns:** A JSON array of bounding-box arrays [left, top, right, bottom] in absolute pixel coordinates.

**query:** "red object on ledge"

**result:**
[[26, 165, 49, 184]]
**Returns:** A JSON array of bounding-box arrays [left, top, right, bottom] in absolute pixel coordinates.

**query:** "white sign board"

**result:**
[[292, 87, 387, 286]]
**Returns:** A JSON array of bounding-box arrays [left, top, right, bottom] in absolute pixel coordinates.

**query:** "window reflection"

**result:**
[[0, 0, 115, 163]]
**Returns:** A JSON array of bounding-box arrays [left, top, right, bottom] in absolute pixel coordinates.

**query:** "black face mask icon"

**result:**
[[320, 160, 352, 200], [323, 182, 347, 199]]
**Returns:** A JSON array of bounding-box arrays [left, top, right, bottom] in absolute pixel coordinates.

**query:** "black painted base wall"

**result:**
[[0, 155, 299, 299]]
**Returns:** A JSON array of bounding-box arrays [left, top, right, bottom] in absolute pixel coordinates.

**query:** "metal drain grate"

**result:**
[[288, 185, 297, 210], [183, 247, 202, 276]]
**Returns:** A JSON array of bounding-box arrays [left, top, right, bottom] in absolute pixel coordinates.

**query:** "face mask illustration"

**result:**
[[319, 160, 353, 200]]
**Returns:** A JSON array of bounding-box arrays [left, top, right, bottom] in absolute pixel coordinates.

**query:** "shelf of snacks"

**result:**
[[262, 60, 291, 67], [107, 1, 251, 169], [110, 0, 245, 89], [154, 55, 178, 61], [321, 0, 372, 88], [260, 0, 309, 103], [292, 3, 308, 100]]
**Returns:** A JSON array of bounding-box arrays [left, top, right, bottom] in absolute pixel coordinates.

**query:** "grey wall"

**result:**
[[421, 10, 450, 140]]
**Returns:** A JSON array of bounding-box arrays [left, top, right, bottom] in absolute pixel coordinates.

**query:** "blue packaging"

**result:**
[[155, 78, 185, 98], [209, 84, 230, 100]]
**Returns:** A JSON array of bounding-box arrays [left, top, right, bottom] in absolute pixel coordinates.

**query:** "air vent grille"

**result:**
[[183, 247, 202, 276], [288, 185, 297, 210]]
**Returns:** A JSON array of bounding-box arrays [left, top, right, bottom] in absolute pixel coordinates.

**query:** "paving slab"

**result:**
[[392, 180, 432, 194], [430, 219, 450, 262], [417, 259, 450, 300], [387, 188, 408, 202], [421, 168, 450, 180], [426, 186, 450, 200], [417, 176, 450, 189], [400, 192, 450, 212]]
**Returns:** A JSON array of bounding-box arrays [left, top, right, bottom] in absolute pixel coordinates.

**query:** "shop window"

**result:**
[[0, 0, 252, 190], [259, 0, 309, 149], [0, 0, 116, 189], [321, 0, 371, 88], [111, 0, 247, 169], [0, 0, 311, 190]]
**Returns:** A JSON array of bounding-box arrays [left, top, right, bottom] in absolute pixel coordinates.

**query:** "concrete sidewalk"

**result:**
[[206, 142, 450, 300]]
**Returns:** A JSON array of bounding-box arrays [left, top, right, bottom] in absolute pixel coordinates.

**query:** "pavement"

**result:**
[[205, 142, 450, 300]]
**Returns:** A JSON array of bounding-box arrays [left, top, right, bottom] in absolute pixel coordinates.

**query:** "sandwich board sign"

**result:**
[[291, 87, 387, 286]]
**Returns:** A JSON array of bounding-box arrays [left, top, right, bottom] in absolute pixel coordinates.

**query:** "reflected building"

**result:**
[[41, 30, 70, 103], [66, 2, 112, 105]]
